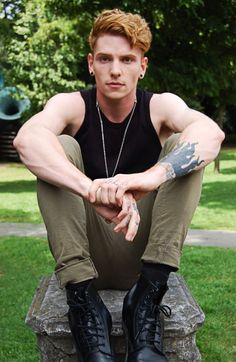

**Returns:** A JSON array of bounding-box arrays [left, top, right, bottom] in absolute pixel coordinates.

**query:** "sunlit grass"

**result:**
[[0, 148, 236, 229], [191, 149, 236, 230]]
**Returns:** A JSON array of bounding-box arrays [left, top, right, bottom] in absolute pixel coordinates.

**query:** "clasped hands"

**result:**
[[87, 174, 144, 242]]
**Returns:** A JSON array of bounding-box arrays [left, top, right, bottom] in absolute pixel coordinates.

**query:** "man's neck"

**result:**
[[96, 90, 137, 123]]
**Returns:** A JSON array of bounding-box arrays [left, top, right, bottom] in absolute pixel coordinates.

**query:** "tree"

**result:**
[[6, 0, 236, 172], [6, 0, 91, 112], [0, 0, 23, 80], [137, 0, 236, 171]]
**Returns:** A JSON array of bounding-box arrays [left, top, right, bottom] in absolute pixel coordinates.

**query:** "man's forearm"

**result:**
[[14, 128, 92, 198], [156, 118, 224, 183], [157, 141, 204, 181]]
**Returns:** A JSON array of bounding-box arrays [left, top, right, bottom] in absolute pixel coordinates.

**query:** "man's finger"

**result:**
[[125, 213, 140, 241], [88, 179, 106, 202], [114, 214, 130, 232]]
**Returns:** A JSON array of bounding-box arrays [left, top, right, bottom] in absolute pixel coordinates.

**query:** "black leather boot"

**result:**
[[66, 281, 116, 362], [122, 275, 171, 362]]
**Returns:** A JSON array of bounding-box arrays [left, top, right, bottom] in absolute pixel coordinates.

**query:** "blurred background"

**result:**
[[0, 0, 236, 164]]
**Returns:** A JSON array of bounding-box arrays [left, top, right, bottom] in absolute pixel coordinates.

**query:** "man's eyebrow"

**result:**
[[96, 52, 109, 55], [121, 53, 137, 58], [95, 52, 137, 58], [95, 52, 111, 57]]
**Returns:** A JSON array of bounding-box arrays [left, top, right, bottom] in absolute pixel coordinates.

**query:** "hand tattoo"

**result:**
[[132, 202, 138, 212], [159, 142, 204, 179]]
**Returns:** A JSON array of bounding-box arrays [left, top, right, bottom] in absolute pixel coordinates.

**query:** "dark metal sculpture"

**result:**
[[0, 75, 31, 160]]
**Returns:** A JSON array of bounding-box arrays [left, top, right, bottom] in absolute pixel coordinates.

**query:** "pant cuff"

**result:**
[[55, 258, 98, 288], [142, 245, 181, 270]]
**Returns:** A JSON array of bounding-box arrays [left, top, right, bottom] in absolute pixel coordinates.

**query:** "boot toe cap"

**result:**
[[88, 351, 116, 362], [128, 346, 168, 362]]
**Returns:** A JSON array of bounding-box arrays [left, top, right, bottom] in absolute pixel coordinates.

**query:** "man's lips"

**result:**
[[106, 82, 125, 87]]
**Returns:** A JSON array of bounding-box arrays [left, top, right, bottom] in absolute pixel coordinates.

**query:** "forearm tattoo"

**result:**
[[158, 142, 204, 179]]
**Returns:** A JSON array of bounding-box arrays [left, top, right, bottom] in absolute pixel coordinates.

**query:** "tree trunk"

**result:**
[[214, 154, 220, 173], [214, 104, 225, 174]]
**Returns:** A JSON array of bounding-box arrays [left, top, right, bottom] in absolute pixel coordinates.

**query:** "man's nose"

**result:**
[[110, 60, 121, 77]]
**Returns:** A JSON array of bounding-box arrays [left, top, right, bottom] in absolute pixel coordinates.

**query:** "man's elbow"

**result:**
[[13, 129, 30, 155], [216, 127, 225, 145]]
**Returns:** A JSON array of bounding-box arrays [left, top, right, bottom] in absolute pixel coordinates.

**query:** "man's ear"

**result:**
[[140, 56, 148, 77], [87, 53, 94, 75]]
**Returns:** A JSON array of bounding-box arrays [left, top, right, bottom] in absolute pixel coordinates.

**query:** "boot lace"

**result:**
[[137, 291, 171, 346], [69, 295, 106, 351]]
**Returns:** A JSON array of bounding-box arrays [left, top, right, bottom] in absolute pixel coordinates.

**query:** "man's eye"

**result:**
[[123, 58, 133, 63], [99, 56, 110, 63]]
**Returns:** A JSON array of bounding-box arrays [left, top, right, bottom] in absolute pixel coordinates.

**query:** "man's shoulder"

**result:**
[[44, 91, 85, 115], [149, 92, 188, 130], [43, 91, 86, 128], [140, 89, 181, 104], [46, 91, 83, 106], [151, 92, 187, 105]]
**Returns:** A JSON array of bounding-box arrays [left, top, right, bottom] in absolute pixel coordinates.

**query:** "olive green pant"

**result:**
[[37, 134, 203, 290]]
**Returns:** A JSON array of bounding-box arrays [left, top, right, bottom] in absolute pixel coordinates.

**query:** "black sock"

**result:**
[[65, 279, 91, 291], [142, 262, 177, 285]]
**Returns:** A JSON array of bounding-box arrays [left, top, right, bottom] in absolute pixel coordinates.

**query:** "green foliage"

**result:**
[[7, 0, 89, 112], [3, 0, 236, 118], [0, 1, 22, 77], [141, 0, 236, 111]]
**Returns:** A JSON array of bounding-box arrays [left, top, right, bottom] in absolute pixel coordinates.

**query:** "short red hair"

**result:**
[[89, 9, 152, 54]]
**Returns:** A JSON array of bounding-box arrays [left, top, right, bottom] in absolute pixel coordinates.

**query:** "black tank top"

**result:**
[[74, 87, 162, 180]]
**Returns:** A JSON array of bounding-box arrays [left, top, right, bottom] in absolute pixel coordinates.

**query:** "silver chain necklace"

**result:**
[[96, 99, 137, 178]]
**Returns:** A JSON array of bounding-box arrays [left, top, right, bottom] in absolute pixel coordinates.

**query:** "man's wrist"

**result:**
[[78, 177, 93, 199], [144, 165, 167, 189]]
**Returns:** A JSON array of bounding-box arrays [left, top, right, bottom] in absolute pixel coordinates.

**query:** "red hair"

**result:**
[[89, 9, 152, 54]]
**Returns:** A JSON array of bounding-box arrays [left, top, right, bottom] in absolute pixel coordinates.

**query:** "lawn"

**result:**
[[0, 162, 40, 223], [191, 148, 236, 230], [0, 148, 235, 361], [0, 237, 53, 362], [0, 236, 235, 362], [0, 148, 236, 230]]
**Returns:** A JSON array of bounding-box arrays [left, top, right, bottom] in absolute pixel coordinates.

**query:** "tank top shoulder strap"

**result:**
[[136, 88, 154, 129], [80, 87, 96, 109]]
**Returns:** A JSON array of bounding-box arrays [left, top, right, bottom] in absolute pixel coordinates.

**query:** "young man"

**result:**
[[14, 9, 224, 362]]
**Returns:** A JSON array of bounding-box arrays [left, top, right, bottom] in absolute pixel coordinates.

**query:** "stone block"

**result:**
[[25, 273, 205, 361]]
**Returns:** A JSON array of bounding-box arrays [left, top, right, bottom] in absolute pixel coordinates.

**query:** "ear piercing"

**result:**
[[90, 71, 95, 76], [139, 74, 144, 79]]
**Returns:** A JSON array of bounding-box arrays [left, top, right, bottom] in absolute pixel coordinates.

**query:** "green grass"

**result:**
[[0, 148, 236, 229], [180, 246, 236, 362], [0, 236, 235, 362], [0, 237, 54, 362], [0, 163, 41, 223], [191, 149, 236, 230]]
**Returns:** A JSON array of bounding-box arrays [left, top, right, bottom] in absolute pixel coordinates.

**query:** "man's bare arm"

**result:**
[[151, 93, 225, 181], [14, 92, 92, 198], [14, 93, 140, 239]]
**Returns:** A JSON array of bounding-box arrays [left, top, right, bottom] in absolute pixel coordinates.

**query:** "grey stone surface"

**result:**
[[185, 229, 236, 248], [0, 222, 46, 237], [26, 273, 205, 362]]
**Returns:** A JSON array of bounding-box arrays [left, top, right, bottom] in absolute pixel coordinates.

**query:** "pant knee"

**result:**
[[159, 133, 180, 159], [58, 135, 84, 170]]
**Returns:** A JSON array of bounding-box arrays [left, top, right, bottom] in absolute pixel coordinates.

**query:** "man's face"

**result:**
[[87, 34, 148, 101]]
